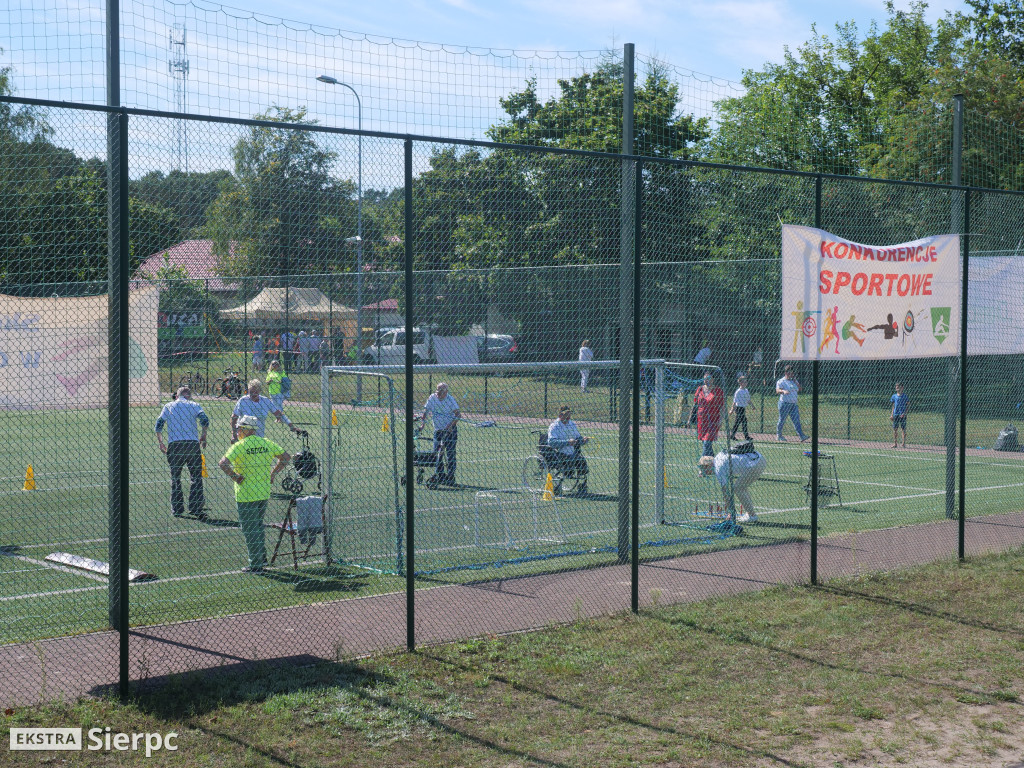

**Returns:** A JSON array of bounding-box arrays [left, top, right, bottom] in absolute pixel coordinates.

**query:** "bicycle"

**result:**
[[212, 369, 245, 399], [178, 370, 207, 396]]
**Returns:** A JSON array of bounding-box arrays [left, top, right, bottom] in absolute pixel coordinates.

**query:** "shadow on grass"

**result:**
[[655, 600, 1022, 707], [102, 656, 578, 768], [816, 582, 1024, 641], [423, 649, 803, 767]]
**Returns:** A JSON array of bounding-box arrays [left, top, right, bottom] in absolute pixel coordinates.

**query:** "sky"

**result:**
[[236, 0, 968, 83], [0, 0, 972, 182]]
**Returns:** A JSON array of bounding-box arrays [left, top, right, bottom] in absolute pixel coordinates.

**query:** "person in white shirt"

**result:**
[[775, 365, 808, 442], [729, 375, 754, 441], [547, 405, 589, 495], [694, 340, 712, 366], [421, 382, 461, 487], [297, 331, 310, 372], [578, 340, 594, 392], [231, 379, 300, 441], [698, 444, 767, 523]]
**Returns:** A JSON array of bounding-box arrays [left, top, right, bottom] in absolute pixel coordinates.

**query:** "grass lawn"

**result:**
[[3, 368, 1024, 647], [4, 547, 1024, 767]]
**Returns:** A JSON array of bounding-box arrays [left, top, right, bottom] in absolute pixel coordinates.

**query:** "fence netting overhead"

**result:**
[[3, 81, 1024, 705], [7, 0, 1024, 187]]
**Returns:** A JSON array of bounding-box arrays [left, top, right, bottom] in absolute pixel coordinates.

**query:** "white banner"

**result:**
[[780, 225, 961, 361], [967, 255, 1024, 356], [0, 287, 159, 409]]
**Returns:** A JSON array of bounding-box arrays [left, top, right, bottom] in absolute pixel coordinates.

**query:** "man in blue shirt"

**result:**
[[155, 386, 210, 519], [231, 379, 300, 442], [890, 382, 909, 448]]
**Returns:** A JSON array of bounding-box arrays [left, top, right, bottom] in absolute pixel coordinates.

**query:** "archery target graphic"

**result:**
[[802, 316, 817, 337], [904, 311, 915, 334]]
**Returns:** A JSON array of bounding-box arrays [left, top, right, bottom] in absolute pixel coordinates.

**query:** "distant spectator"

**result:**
[[776, 364, 808, 442], [890, 382, 909, 448], [308, 330, 321, 370], [252, 334, 265, 371], [694, 372, 725, 456], [578, 340, 594, 392], [730, 374, 754, 441], [694, 340, 712, 366], [297, 331, 310, 372]]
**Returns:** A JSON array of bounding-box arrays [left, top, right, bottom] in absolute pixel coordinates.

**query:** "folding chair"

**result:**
[[270, 494, 327, 569]]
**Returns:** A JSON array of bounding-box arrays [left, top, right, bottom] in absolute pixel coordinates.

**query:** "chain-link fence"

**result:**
[[2, 98, 1024, 707]]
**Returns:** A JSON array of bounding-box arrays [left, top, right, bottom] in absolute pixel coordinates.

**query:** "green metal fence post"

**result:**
[[404, 138, 415, 651], [617, 41, 635, 564], [811, 175, 822, 586], [945, 94, 964, 520], [631, 157, 642, 613], [958, 188, 970, 560]]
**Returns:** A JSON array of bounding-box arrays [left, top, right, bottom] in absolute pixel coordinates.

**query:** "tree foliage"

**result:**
[[204, 106, 359, 281]]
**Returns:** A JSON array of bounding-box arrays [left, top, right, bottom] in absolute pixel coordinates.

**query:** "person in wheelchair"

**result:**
[[546, 405, 589, 495]]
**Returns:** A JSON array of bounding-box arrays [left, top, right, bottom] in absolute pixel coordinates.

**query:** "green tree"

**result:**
[[132, 169, 232, 236], [205, 106, 355, 280]]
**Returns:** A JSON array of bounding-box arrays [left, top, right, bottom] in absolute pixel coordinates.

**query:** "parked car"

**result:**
[[475, 334, 517, 363], [362, 327, 433, 365]]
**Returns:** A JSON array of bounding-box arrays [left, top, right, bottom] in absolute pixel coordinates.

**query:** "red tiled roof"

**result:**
[[362, 298, 398, 311], [135, 240, 239, 292]]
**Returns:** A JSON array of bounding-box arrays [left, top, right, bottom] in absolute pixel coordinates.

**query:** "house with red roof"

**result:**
[[135, 239, 239, 295]]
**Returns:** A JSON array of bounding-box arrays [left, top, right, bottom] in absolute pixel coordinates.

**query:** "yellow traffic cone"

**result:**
[[381, 415, 390, 433], [201, 454, 209, 478], [22, 464, 35, 491], [331, 409, 338, 426], [542, 472, 555, 501]]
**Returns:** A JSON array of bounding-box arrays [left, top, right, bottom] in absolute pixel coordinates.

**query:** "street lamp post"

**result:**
[[317, 74, 363, 399]]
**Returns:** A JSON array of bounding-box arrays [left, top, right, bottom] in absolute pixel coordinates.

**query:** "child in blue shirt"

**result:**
[[890, 383, 909, 448]]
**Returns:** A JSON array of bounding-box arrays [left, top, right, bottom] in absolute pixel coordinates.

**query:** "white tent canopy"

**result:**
[[220, 287, 355, 323]]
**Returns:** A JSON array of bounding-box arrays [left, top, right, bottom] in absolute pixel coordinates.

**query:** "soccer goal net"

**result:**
[[321, 360, 736, 576], [649, 362, 746, 541]]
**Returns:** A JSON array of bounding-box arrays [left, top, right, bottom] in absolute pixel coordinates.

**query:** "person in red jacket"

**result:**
[[694, 372, 725, 457]]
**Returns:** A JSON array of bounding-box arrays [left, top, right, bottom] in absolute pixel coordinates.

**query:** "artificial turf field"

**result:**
[[2, 376, 1023, 647]]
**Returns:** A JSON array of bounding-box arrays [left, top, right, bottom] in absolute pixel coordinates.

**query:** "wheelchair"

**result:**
[[522, 430, 588, 497]]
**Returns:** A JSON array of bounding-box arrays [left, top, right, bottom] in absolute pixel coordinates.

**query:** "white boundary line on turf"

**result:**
[[764, 471, 939, 493], [0, 549, 107, 583], [19, 523, 238, 552], [0, 478, 167, 497], [2, 568, 256, 604], [761, 479, 1024, 515]]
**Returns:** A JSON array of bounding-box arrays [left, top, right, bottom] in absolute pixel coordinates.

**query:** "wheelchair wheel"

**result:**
[[559, 471, 581, 497], [522, 455, 554, 493]]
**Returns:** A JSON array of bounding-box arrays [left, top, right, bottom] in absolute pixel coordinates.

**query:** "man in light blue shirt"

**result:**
[[155, 386, 210, 519], [775, 364, 808, 442], [231, 379, 300, 441], [420, 382, 461, 487], [547, 405, 589, 495]]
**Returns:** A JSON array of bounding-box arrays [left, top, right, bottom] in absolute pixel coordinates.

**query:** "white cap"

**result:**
[[237, 415, 260, 431]]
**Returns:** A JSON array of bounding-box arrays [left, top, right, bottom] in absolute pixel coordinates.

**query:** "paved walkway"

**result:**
[[4, 511, 1023, 707]]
